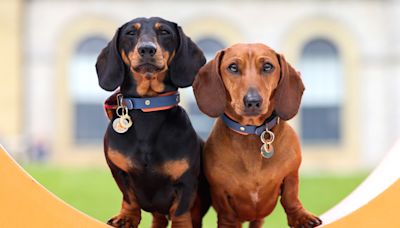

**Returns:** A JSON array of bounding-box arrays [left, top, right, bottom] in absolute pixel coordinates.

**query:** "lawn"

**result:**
[[23, 164, 367, 227]]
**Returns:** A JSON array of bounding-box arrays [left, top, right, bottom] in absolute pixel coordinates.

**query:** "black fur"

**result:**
[[169, 26, 206, 87], [96, 26, 125, 91], [96, 17, 209, 225], [106, 107, 202, 216]]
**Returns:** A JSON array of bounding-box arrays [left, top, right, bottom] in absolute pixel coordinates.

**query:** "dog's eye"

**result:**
[[262, 63, 274, 73], [160, 29, 171, 35], [158, 26, 171, 35], [228, 63, 239, 73], [126, 30, 137, 36]]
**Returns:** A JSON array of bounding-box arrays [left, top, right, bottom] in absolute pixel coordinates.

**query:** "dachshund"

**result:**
[[96, 17, 210, 228], [193, 43, 322, 228]]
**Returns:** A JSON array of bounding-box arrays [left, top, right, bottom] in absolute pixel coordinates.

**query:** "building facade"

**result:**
[[2, 0, 400, 171], [0, 0, 23, 156]]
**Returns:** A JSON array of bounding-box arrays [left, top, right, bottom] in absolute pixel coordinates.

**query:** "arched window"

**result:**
[[299, 38, 343, 144], [70, 36, 109, 144], [180, 37, 226, 139], [197, 37, 225, 61]]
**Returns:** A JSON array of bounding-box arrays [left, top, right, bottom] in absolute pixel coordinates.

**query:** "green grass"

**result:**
[[23, 164, 367, 227]]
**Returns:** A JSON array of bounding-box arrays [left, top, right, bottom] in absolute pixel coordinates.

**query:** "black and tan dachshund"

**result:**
[[96, 17, 210, 228]]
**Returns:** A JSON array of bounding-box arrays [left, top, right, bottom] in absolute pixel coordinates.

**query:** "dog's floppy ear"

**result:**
[[274, 54, 305, 120], [95, 26, 125, 91], [169, 25, 206, 88], [193, 50, 226, 117]]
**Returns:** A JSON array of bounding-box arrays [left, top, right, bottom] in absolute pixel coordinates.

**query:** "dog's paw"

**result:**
[[107, 214, 137, 228], [287, 209, 322, 228]]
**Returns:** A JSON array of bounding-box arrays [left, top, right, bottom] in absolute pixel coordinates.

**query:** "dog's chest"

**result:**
[[107, 133, 188, 171], [106, 108, 197, 177], [207, 136, 289, 210]]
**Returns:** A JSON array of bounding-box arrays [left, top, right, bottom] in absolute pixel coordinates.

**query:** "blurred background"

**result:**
[[0, 0, 399, 226]]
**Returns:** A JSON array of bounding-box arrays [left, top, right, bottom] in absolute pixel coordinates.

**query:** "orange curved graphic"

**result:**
[[0, 145, 109, 228], [321, 139, 400, 227], [324, 180, 400, 227]]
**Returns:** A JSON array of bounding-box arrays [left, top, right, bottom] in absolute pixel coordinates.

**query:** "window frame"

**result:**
[[54, 18, 117, 164], [69, 36, 109, 145], [299, 38, 344, 145], [280, 18, 360, 169]]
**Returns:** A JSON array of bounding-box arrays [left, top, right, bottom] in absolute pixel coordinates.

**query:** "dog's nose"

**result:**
[[138, 42, 157, 57], [243, 88, 263, 110]]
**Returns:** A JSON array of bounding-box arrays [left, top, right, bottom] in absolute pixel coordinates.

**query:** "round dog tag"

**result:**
[[119, 115, 132, 129], [113, 118, 129, 134], [260, 143, 274, 159]]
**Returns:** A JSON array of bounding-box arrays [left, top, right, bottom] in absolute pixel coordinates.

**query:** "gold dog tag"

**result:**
[[113, 118, 129, 134], [112, 96, 133, 134], [119, 115, 132, 129]]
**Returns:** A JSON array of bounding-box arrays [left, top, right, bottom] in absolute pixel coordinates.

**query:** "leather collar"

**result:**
[[221, 112, 280, 136], [104, 91, 180, 116], [122, 92, 179, 112]]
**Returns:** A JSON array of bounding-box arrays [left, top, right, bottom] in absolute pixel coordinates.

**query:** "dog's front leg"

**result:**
[[280, 171, 322, 228], [169, 199, 193, 228], [217, 214, 241, 228], [249, 219, 264, 228], [108, 199, 141, 228], [170, 211, 192, 228], [106, 160, 141, 227], [169, 172, 199, 228], [212, 191, 241, 228], [151, 213, 168, 228]]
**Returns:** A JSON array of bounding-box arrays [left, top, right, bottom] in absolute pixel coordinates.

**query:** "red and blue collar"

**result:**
[[221, 112, 280, 136], [121, 92, 180, 112], [104, 91, 180, 118]]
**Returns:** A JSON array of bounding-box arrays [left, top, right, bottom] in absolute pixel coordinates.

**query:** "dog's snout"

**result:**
[[243, 88, 263, 110], [138, 42, 157, 57]]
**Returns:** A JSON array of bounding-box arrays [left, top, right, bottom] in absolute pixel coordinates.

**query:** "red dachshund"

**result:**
[[193, 43, 322, 228]]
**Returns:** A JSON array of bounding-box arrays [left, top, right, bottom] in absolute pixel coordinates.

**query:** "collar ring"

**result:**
[[260, 129, 275, 144]]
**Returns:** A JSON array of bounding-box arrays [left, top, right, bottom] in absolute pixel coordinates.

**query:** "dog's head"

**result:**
[[96, 17, 206, 97], [193, 43, 304, 125]]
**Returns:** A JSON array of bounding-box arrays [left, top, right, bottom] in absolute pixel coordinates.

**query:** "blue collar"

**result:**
[[221, 113, 280, 136], [122, 92, 180, 110]]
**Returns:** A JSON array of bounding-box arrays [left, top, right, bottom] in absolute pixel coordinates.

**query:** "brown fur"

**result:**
[[107, 192, 141, 227], [133, 23, 141, 30], [121, 47, 169, 97], [158, 159, 190, 181], [145, 199, 194, 228], [155, 22, 162, 30], [193, 43, 321, 227], [168, 197, 194, 228], [107, 148, 135, 172]]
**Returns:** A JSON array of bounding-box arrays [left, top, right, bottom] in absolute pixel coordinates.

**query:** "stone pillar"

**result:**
[[0, 0, 23, 155]]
